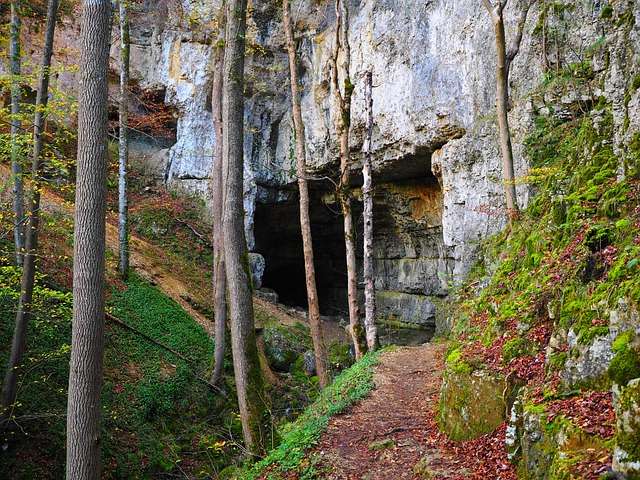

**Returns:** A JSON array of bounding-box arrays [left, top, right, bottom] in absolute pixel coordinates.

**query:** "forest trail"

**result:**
[[315, 343, 465, 480]]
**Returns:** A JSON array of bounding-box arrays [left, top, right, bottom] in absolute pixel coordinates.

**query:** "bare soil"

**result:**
[[314, 343, 469, 480]]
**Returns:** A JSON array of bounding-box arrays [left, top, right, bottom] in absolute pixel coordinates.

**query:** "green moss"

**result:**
[[608, 347, 640, 386], [502, 337, 534, 365], [612, 329, 634, 353], [524, 404, 546, 415], [546, 351, 568, 372], [578, 326, 609, 345], [599, 3, 613, 19], [446, 348, 471, 374]]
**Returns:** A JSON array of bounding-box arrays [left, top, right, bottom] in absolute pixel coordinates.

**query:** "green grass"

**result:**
[[240, 349, 385, 480]]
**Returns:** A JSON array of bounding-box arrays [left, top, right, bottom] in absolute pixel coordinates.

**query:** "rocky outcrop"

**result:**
[[16, 0, 639, 327]]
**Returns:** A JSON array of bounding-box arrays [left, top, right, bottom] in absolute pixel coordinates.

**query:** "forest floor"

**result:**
[[313, 343, 516, 480]]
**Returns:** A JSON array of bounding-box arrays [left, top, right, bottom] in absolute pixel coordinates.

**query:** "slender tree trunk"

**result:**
[[283, 0, 330, 388], [10, 0, 25, 266], [540, 0, 549, 72], [362, 68, 379, 352], [118, 0, 130, 279], [1, 0, 59, 428], [332, 0, 366, 360], [209, 4, 227, 391], [483, 0, 519, 218], [66, 1, 112, 478], [222, 0, 268, 457]]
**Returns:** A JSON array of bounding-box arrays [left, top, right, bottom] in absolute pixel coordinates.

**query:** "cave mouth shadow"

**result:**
[[254, 188, 353, 316]]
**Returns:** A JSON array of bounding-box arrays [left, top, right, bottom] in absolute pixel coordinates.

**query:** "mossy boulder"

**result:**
[[437, 366, 515, 441], [516, 398, 608, 480], [261, 324, 311, 372], [608, 347, 640, 387], [519, 406, 556, 479], [560, 327, 615, 390], [613, 379, 640, 478]]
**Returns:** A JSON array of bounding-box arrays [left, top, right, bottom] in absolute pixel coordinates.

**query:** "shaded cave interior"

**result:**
[[254, 169, 446, 320]]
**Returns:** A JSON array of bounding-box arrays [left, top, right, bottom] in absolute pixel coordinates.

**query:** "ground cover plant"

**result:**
[[439, 101, 640, 477]]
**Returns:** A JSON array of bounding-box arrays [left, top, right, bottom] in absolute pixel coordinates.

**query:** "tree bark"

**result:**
[[222, 0, 268, 457], [362, 68, 379, 352], [1, 0, 59, 428], [209, 4, 227, 391], [10, 0, 25, 266], [332, 0, 366, 360], [483, 0, 520, 218], [283, 0, 330, 388], [66, 1, 112, 478], [118, 0, 130, 279]]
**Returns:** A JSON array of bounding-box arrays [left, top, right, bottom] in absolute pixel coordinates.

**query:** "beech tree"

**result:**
[[283, 0, 330, 388], [1, 0, 59, 427], [482, 0, 530, 218], [221, 0, 268, 456], [361, 69, 379, 351], [66, 0, 112, 477], [209, 3, 227, 391], [118, 0, 130, 279], [331, 0, 367, 360], [10, 0, 25, 266]]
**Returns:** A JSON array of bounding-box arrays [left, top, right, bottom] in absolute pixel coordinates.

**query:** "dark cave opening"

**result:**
[[254, 187, 356, 315]]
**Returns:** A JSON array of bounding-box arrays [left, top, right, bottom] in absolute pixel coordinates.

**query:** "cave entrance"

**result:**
[[254, 187, 353, 315]]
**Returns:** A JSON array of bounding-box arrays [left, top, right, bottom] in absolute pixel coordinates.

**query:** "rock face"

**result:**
[[119, 0, 533, 326], [30, 0, 638, 326], [438, 365, 515, 441]]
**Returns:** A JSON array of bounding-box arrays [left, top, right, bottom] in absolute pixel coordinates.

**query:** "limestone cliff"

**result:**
[[23, 0, 640, 327]]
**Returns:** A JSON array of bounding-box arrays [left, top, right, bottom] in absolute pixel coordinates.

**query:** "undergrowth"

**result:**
[[238, 349, 385, 480], [441, 102, 639, 476]]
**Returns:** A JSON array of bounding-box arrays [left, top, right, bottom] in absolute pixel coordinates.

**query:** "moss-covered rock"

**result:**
[[608, 347, 640, 387], [516, 398, 609, 480], [560, 327, 614, 390], [261, 324, 311, 372], [437, 366, 515, 441], [613, 379, 640, 478]]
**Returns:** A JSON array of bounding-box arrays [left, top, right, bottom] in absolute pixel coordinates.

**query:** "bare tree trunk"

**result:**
[[332, 0, 366, 360], [1, 0, 59, 428], [283, 0, 330, 388], [66, 1, 112, 478], [362, 68, 379, 352], [222, 0, 268, 457], [482, 0, 528, 218], [10, 0, 25, 266], [209, 4, 227, 391], [118, 0, 130, 279]]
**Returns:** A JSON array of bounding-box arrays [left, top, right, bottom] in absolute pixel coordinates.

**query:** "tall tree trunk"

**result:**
[[222, 0, 268, 457], [362, 68, 379, 352], [1, 0, 59, 428], [10, 0, 25, 266], [483, 0, 522, 218], [332, 0, 366, 360], [209, 4, 227, 391], [118, 0, 130, 279], [283, 0, 330, 388], [66, 1, 112, 478]]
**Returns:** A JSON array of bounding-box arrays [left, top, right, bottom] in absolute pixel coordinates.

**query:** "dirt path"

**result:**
[[315, 343, 466, 480]]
